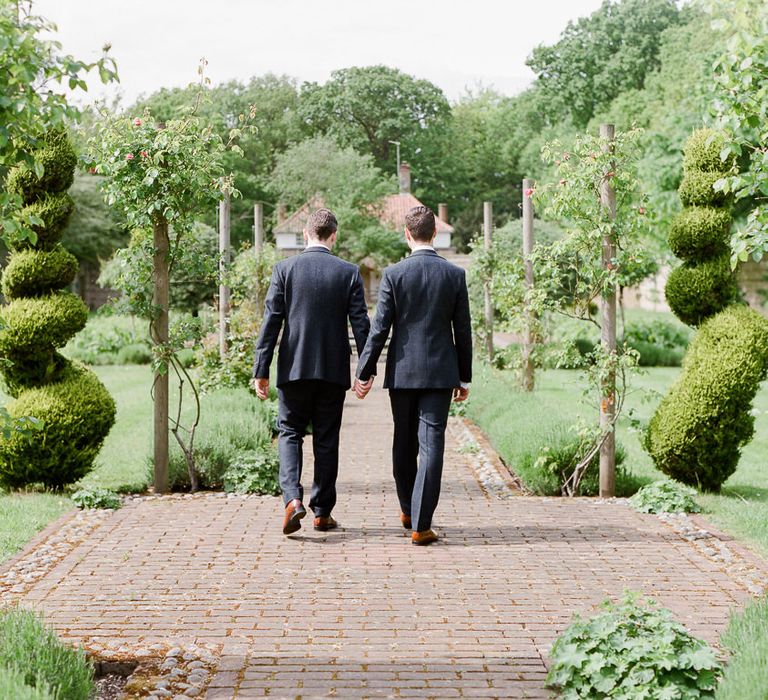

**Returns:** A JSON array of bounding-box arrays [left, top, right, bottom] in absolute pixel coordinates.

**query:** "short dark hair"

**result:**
[[404, 205, 436, 242], [306, 208, 338, 240]]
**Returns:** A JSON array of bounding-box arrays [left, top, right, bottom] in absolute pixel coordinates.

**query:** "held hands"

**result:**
[[354, 377, 374, 400], [453, 386, 470, 402], [250, 377, 270, 400]]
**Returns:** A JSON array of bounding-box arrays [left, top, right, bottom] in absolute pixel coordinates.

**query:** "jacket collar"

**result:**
[[301, 246, 332, 255], [409, 248, 439, 257]]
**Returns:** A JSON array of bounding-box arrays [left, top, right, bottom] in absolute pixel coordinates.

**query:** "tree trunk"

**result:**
[[152, 216, 170, 494]]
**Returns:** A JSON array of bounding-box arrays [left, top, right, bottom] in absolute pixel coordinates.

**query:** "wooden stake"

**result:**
[[599, 123, 617, 498], [521, 179, 536, 392], [254, 202, 264, 254], [219, 193, 231, 359], [152, 216, 170, 494], [483, 201, 494, 363]]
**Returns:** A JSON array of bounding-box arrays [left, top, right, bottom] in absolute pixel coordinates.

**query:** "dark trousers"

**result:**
[[277, 379, 346, 517], [389, 389, 453, 532]]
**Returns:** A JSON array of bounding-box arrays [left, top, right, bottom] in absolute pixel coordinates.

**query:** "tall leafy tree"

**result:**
[[299, 65, 451, 205], [527, 0, 681, 128], [131, 74, 304, 246]]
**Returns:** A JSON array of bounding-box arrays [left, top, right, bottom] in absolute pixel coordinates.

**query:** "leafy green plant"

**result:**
[[629, 481, 701, 514], [0, 2, 116, 245], [70, 487, 121, 510], [716, 595, 768, 699], [712, 0, 768, 267], [223, 448, 280, 495], [0, 666, 53, 700], [0, 607, 94, 700], [523, 423, 637, 497], [547, 593, 721, 699], [153, 387, 275, 490]]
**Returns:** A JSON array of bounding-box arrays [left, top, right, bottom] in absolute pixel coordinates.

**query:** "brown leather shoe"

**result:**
[[400, 512, 412, 530], [313, 516, 339, 531], [412, 529, 438, 546], [283, 499, 306, 535]]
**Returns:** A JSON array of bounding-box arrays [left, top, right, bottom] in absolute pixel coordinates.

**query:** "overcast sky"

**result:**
[[35, 0, 605, 106]]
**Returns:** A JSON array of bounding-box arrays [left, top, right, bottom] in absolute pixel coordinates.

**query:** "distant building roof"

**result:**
[[273, 195, 324, 235], [377, 192, 454, 234], [273, 192, 453, 235]]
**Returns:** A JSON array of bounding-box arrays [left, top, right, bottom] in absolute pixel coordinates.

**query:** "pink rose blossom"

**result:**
[[638, 207, 646, 215], [125, 153, 135, 161], [524, 188, 535, 198], [140, 150, 149, 158], [133, 118, 142, 127]]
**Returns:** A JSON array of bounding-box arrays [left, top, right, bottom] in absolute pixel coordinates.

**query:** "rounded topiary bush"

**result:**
[[18, 192, 75, 249], [0, 363, 115, 489], [2, 246, 79, 299], [665, 256, 737, 327], [678, 170, 728, 207], [0, 130, 115, 489], [668, 207, 731, 261], [644, 305, 768, 491], [645, 129, 768, 491]]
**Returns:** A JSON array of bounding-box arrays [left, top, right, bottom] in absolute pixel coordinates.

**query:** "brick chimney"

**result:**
[[438, 203, 448, 223], [399, 162, 411, 194], [276, 202, 287, 224]]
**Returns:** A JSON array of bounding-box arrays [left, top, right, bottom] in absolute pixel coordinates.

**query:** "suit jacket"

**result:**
[[356, 249, 472, 389], [252, 247, 370, 389]]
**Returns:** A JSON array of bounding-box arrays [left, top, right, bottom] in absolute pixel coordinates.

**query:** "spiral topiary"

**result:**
[[644, 129, 768, 491], [0, 130, 116, 489]]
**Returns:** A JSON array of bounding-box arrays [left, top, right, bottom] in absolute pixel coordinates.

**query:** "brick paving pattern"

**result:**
[[9, 384, 768, 698]]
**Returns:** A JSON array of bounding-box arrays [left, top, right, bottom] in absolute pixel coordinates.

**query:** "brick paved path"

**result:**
[[8, 385, 768, 698]]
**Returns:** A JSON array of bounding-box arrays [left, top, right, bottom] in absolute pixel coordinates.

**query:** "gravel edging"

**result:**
[[449, 416, 525, 498]]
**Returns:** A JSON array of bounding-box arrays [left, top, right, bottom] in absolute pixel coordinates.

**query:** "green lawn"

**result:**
[[0, 364, 154, 563], [467, 363, 768, 556]]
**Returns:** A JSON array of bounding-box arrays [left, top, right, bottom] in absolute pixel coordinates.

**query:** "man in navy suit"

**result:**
[[354, 205, 472, 545], [252, 208, 370, 535]]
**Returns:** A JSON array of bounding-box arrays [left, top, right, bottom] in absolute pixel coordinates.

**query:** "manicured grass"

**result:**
[[0, 493, 71, 564], [0, 365, 154, 563], [716, 596, 768, 699], [467, 363, 768, 554], [78, 364, 155, 490]]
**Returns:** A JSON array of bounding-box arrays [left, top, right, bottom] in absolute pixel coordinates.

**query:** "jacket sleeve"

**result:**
[[252, 266, 285, 379], [355, 269, 395, 382], [348, 268, 370, 357], [453, 269, 473, 384]]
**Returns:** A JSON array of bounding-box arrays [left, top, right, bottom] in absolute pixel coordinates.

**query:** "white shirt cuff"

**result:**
[[460, 382, 470, 390]]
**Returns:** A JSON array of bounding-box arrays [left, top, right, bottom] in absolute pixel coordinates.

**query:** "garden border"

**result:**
[[0, 507, 78, 578]]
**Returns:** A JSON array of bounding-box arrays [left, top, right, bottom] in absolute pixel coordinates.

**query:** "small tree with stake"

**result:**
[[533, 126, 651, 496], [88, 60, 253, 492]]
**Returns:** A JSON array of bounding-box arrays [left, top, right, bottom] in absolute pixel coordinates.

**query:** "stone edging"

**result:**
[[449, 416, 526, 498]]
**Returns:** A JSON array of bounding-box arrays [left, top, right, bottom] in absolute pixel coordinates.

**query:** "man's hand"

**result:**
[[251, 377, 270, 400], [453, 386, 470, 402], [354, 377, 374, 400]]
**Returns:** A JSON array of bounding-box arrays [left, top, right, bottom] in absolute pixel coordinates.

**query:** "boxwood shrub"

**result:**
[[0, 362, 116, 489], [665, 256, 738, 327], [2, 246, 79, 300], [644, 305, 768, 491], [678, 170, 727, 207], [668, 207, 731, 261], [0, 129, 116, 489]]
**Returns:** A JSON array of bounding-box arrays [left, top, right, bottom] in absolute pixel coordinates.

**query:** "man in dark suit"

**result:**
[[354, 205, 472, 546], [252, 208, 370, 536]]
